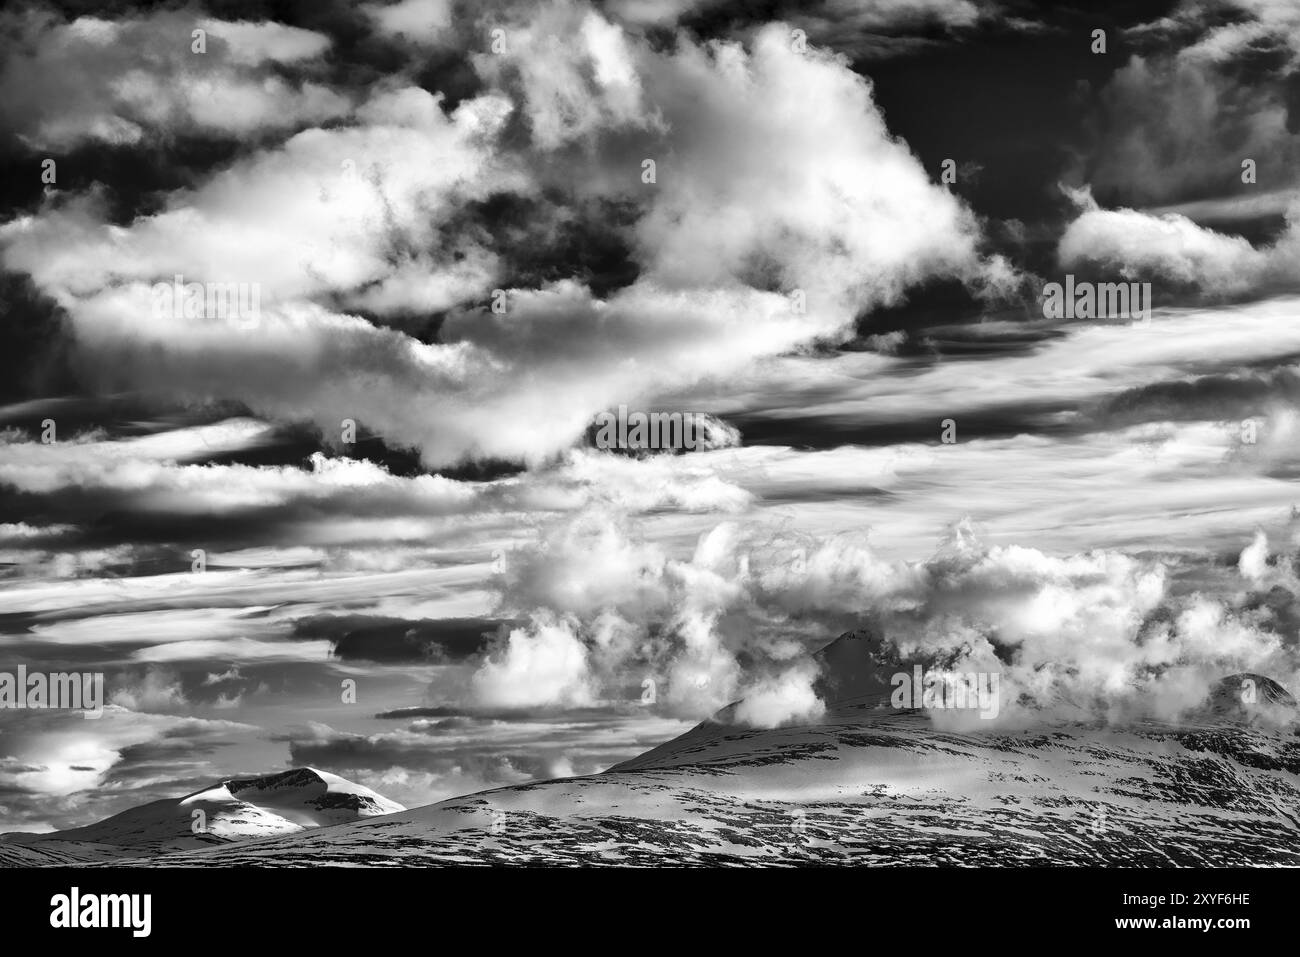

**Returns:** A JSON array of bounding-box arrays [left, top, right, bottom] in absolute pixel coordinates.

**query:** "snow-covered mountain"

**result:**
[[104, 705, 1297, 867], [7, 634, 1299, 867], [0, 767, 403, 861]]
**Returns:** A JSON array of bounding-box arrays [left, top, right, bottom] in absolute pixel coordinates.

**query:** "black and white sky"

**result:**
[[4, 0, 1300, 832]]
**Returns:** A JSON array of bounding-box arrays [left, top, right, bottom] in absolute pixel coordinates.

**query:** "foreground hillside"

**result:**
[[95, 699, 1300, 867], [9, 629, 1298, 867]]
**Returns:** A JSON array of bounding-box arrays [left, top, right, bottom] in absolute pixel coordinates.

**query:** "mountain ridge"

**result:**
[[6, 632, 1298, 867], [0, 766, 403, 862]]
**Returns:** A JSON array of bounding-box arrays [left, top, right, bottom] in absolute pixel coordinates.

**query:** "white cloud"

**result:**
[[1089, 1, 1300, 206], [362, 0, 454, 45], [0, 9, 349, 148], [0, 7, 1010, 468], [1240, 529, 1271, 584], [470, 613, 597, 708], [1056, 198, 1300, 294], [0, 87, 517, 307], [0, 707, 254, 800], [110, 669, 190, 712], [732, 663, 825, 728], [478, 507, 1299, 724]]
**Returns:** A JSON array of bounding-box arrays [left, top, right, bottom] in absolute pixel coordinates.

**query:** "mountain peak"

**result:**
[[812, 627, 904, 706], [22, 767, 404, 855], [1201, 673, 1297, 722], [221, 767, 328, 795]]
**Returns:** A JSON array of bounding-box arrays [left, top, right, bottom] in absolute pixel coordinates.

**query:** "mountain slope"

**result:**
[[2, 767, 404, 858], [98, 691, 1300, 867], [10, 629, 1298, 867]]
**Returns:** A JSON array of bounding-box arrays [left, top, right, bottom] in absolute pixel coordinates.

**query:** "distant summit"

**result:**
[[811, 627, 906, 706], [1201, 673, 1297, 723], [0, 767, 403, 862], [219, 767, 404, 824]]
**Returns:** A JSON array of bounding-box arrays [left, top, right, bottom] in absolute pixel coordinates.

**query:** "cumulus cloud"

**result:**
[[472, 509, 1300, 726], [732, 662, 825, 727], [0, 5, 1011, 468], [480, 17, 1013, 310], [362, 0, 454, 46], [1240, 529, 1271, 584], [0, 86, 515, 308], [470, 613, 597, 708], [1087, 55, 1295, 206], [109, 668, 190, 712], [1086, 0, 1300, 206], [474, 3, 656, 149], [0, 8, 350, 148], [1057, 187, 1300, 295]]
